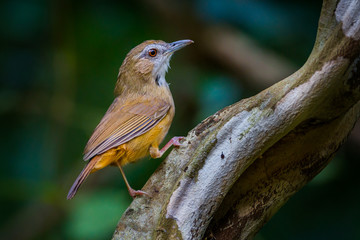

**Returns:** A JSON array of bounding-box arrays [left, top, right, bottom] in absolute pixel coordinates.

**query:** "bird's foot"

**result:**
[[171, 136, 185, 147], [128, 188, 150, 199]]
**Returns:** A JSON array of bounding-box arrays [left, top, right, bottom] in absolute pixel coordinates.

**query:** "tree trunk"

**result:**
[[113, 0, 360, 239]]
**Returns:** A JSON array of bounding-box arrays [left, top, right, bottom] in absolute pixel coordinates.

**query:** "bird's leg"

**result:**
[[150, 136, 184, 158], [116, 161, 149, 198]]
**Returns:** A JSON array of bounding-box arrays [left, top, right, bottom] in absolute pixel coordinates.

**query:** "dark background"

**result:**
[[1, 0, 359, 239]]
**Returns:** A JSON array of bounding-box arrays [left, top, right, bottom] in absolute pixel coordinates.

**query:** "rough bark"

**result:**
[[113, 0, 360, 239]]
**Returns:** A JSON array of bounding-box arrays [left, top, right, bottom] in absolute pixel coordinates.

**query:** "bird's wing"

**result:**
[[83, 97, 170, 161]]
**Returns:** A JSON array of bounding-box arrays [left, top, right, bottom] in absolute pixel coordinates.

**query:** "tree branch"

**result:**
[[113, 0, 360, 239]]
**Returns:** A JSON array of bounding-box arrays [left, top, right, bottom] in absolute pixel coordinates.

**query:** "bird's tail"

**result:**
[[67, 156, 99, 200]]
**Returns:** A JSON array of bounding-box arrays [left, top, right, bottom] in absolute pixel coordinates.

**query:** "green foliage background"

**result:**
[[1, 0, 359, 239]]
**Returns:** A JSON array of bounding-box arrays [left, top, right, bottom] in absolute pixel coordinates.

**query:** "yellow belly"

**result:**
[[91, 111, 173, 172]]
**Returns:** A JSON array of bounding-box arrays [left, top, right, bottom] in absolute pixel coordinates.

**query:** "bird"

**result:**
[[67, 39, 193, 200]]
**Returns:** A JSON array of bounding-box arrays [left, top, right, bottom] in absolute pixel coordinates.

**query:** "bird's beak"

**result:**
[[166, 39, 194, 54]]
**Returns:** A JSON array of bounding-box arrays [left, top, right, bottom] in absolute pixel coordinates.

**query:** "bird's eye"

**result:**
[[148, 49, 157, 57]]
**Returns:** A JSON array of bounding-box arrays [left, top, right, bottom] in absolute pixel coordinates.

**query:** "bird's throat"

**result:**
[[155, 74, 168, 87]]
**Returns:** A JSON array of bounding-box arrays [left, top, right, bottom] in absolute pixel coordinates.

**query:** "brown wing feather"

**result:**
[[83, 96, 170, 161]]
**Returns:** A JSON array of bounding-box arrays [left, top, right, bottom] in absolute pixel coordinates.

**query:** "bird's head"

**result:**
[[116, 39, 193, 94]]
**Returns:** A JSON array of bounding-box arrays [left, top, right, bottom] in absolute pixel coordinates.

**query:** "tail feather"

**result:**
[[67, 157, 99, 200]]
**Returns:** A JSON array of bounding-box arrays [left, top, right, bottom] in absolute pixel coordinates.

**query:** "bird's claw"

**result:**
[[172, 136, 185, 147], [129, 189, 151, 199]]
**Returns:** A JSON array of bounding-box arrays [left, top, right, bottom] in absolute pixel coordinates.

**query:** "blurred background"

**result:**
[[1, 0, 360, 239]]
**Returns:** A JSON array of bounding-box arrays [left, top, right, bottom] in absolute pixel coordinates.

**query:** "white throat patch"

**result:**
[[153, 56, 171, 87]]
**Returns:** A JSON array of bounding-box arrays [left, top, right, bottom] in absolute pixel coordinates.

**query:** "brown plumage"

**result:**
[[67, 39, 193, 199]]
